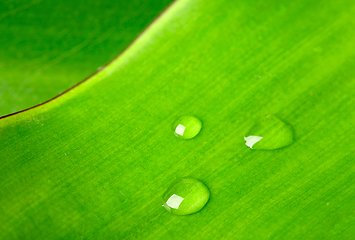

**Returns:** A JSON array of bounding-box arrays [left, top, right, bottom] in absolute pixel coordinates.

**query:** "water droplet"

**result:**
[[162, 177, 210, 215], [172, 116, 202, 139], [244, 115, 294, 150]]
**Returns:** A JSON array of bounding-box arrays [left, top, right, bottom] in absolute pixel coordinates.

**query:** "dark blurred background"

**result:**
[[0, 0, 172, 116]]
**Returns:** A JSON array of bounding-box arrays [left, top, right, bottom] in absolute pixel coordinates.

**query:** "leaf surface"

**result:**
[[1, 0, 355, 239]]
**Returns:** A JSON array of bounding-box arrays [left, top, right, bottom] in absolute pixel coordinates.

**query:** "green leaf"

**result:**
[[1, 0, 355, 239], [0, 0, 172, 116]]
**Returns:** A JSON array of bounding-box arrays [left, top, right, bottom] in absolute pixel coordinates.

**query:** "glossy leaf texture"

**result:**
[[1, 0, 355, 239]]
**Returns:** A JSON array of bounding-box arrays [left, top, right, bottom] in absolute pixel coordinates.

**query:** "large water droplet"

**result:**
[[172, 116, 202, 139], [162, 177, 210, 215], [244, 115, 294, 150]]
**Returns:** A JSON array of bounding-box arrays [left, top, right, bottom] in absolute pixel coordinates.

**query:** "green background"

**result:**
[[0, 0, 171, 116], [1, 0, 354, 239]]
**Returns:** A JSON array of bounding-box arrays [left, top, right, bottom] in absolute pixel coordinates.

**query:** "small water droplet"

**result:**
[[162, 177, 210, 215], [172, 116, 202, 139], [244, 115, 294, 150]]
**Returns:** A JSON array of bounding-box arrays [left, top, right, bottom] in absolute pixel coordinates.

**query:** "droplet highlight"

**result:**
[[244, 136, 263, 148], [162, 177, 210, 215], [244, 115, 294, 150], [172, 116, 202, 139]]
